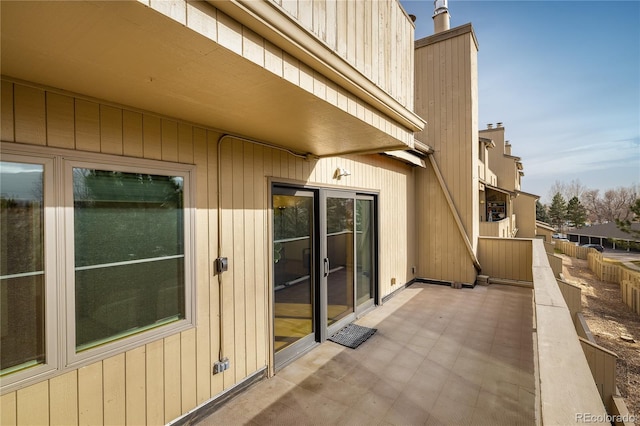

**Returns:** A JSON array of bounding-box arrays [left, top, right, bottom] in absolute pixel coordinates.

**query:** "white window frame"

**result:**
[[0, 142, 197, 392]]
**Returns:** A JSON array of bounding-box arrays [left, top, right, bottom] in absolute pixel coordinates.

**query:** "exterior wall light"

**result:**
[[334, 167, 351, 180]]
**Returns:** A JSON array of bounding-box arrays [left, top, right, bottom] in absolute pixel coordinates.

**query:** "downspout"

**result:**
[[215, 134, 308, 364], [427, 154, 482, 271]]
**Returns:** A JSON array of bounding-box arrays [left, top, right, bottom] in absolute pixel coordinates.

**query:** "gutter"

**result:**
[[209, 0, 425, 133]]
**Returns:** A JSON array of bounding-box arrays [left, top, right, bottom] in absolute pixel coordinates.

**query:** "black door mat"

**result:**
[[328, 324, 377, 349]]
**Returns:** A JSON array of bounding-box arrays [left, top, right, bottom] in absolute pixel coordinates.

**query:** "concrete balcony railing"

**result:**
[[478, 238, 611, 424]]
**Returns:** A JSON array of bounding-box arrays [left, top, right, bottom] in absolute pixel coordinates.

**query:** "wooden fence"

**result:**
[[557, 241, 640, 315], [557, 279, 582, 323], [560, 241, 591, 259], [588, 251, 621, 283], [554, 243, 628, 416], [579, 337, 618, 414]]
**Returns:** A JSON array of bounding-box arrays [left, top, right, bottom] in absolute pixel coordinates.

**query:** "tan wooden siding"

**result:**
[[481, 127, 520, 193], [0, 80, 416, 424], [479, 219, 512, 238], [416, 162, 477, 284], [513, 192, 537, 238], [269, 0, 414, 110], [477, 238, 533, 282], [414, 27, 479, 259]]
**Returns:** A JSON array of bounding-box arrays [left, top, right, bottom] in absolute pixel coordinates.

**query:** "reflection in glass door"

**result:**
[[356, 197, 375, 309], [325, 196, 354, 328], [273, 189, 315, 364]]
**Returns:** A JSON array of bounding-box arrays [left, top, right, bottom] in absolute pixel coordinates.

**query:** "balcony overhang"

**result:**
[[383, 150, 426, 167], [212, 0, 425, 135], [0, 0, 419, 157], [485, 184, 515, 198]]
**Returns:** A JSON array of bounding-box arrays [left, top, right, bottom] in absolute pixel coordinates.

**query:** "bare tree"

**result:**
[[566, 179, 587, 200], [549, 179, 587, 203], [599, 186, 637, 222], [548, 181, 566, 204], [581, 189, 603, 224]]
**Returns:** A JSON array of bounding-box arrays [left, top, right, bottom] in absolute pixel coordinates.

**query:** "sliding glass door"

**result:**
[[273, 186, 377, 368]]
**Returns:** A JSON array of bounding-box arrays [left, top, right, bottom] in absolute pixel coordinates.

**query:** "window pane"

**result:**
[[0, 161, 45, 374], [75, 259, 184, 350], [73, 169, 185, 351]]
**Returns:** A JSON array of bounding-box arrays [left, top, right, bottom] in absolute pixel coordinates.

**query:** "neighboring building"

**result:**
[[536, 220, 557, 242], [513, 191, 540, 239], [1, 1, 601, 425], [567, 222, 640, 251], [477, 123, 527, 238]]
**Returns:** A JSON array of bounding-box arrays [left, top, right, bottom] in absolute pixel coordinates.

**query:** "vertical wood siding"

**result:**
[[513, 193, 537, 238], [270, 0, 414, 110], [415, 30, 478, 241], [0, 80, 416, 424], [415, 161, 477, 284], [477, 238, 533, 282], [414, 27, 480, 284], [482, 127, 520, 193]]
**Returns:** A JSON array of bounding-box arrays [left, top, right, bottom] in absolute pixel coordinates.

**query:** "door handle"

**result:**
[[323, 258, 329, 277]]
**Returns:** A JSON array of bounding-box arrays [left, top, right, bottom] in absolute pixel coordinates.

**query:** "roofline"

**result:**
[[517, 190, 540, 199], [415, 23, 479, 51]]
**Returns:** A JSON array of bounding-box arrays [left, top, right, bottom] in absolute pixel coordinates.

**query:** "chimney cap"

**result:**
[[497, 122, 503, 127], [487, 123, 494, 129], [434, 0, 448, 16]]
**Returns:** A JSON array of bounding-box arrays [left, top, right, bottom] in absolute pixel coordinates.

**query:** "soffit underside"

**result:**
[[1, 0, 409, 157]]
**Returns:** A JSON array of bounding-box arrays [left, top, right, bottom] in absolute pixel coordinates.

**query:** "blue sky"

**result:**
[[400, 0, 640, 203]]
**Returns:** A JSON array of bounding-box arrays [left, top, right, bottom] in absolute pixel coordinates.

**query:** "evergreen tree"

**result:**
[[548, 192, 567, 230], [536, 200, 549, 223], [566, 196, 587, 228]]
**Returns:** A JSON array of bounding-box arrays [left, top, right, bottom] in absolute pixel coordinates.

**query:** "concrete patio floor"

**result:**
[[197, 283, 536, 425]]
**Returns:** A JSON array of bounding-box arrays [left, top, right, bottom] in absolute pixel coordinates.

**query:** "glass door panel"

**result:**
[[356, 198, 374, 308], [273, 190, 314, 355], [325, 196, 354, 327]]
